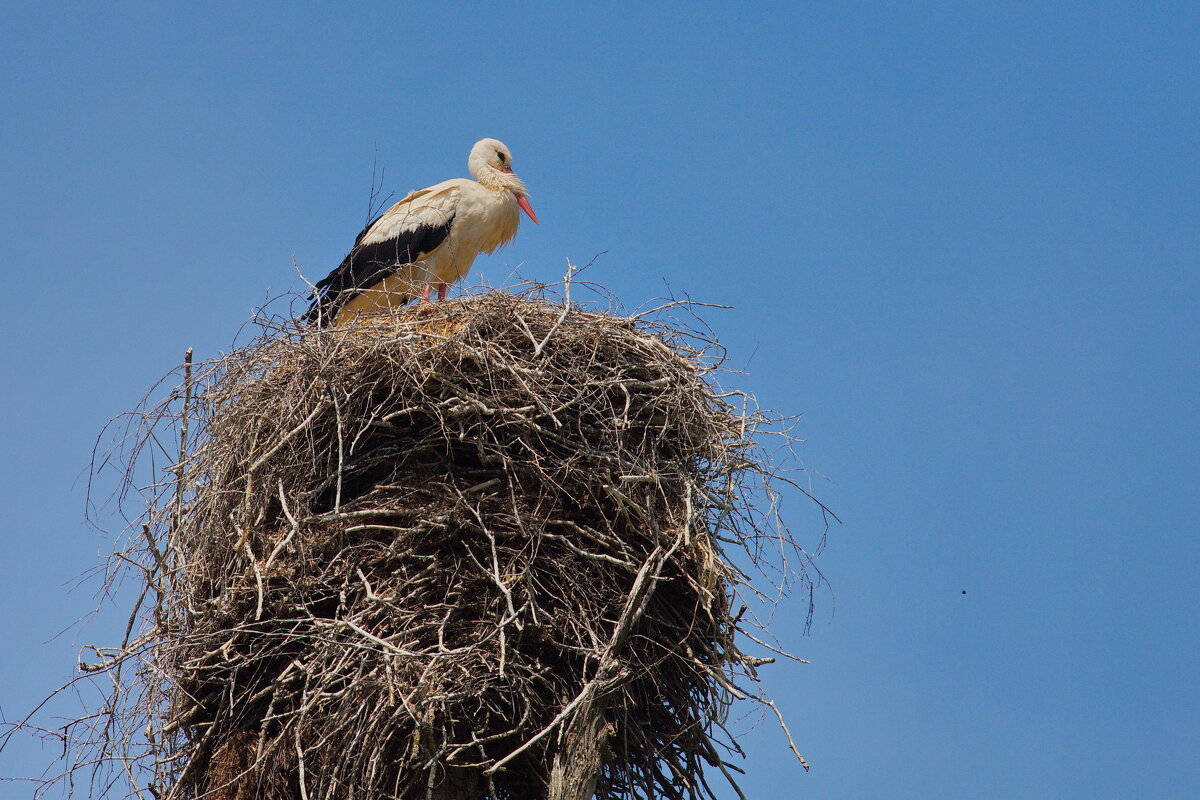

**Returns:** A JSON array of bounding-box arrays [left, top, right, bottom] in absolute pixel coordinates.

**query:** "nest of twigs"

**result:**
[[60, 287, 826, 800]]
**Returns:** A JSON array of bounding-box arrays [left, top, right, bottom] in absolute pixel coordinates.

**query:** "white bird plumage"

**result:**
[[306, 138, 537, 325]]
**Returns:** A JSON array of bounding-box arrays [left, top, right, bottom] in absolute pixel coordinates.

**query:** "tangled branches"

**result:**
[[24, 286, 829, 800]]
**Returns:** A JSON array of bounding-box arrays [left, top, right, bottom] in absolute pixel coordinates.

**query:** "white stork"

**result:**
[[305, 138, 538, 325]]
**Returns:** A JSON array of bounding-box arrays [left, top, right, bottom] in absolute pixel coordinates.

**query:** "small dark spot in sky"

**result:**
[[961, 590, 967, 595]]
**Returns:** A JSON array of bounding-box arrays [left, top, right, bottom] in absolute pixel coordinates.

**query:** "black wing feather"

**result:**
[[304, 212, 454, 325]]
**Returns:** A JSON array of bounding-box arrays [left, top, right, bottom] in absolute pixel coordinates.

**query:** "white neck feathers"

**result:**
[[470, 161, 527, 195]]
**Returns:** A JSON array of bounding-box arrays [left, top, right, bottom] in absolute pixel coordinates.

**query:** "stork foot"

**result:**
[[437, 283, 448, 301]]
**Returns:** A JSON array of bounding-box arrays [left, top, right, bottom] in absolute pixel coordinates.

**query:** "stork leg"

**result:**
[[436, 283, 448, 301], [420, 284, 432, 304]]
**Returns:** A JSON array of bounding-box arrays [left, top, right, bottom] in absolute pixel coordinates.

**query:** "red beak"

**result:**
[[501, 166, 538, 224], [515, 193, 539, 225]]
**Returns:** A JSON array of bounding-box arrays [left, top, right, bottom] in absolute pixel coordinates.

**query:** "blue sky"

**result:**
[[1, 2, 1197, 798]]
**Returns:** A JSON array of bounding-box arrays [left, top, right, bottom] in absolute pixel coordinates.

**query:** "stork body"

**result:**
[[306, 138, 537, 326]]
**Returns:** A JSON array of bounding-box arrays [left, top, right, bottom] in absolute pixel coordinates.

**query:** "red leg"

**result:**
[[420, 284, 432, 304], [436, 283, 448, 301]]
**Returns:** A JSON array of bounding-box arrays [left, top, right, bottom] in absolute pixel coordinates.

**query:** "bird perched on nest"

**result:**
[[304, 138, 538, 326]]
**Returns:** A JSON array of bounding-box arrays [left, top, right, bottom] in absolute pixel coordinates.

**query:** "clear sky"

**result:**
[[1, 2, 1197, 798]]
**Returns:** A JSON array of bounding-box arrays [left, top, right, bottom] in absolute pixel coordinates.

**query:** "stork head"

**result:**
[[469, 138, 538, 224]]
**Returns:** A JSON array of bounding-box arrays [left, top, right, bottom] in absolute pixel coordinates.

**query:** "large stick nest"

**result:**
[[56, 288, 827, 800]]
